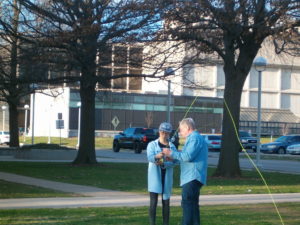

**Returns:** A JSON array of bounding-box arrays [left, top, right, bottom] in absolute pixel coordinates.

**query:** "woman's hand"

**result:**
[[155, 152, 164, 165], [155, 152, 164, 159]]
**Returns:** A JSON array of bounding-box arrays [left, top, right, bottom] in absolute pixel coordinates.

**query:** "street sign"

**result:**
[[56, 120, 64, 129], [111, 116, 120, 130]]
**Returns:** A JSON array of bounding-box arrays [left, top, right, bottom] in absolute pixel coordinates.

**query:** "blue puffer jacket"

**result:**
[[147, 139, 178, 200]]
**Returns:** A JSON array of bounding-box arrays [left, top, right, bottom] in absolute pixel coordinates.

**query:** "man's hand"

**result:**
[[165, 156, 173, 161], [162, 148, 172, 157]]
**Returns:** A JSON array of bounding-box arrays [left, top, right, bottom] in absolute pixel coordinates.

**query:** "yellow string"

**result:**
[[173, 95, 200, 135], [224, 98, 285, 225], [171, 92, 286, 224], [173, 94, 285, 224]]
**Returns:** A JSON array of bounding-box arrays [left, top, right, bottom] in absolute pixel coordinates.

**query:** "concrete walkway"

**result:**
[[1, 171, 300, 209]]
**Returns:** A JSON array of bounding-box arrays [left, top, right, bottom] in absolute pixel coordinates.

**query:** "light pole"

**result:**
[[164, 67, 175, 123], [23, 104, 29, 143], [253, 56, 267, 168], [1, 106, 7, 131], [30, 84, 38, 145], [48, 104, 52, 144], [167, 80, 171, 123], [77, 102, 81, 148]]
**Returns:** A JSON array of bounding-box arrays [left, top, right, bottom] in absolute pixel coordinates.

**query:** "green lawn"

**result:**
[[0, 180, 80, 198], [20, 137, 114, 149], [0, 162, 299, 224], [0, 202, 299, 225], [0, 162, 299, 197], [239, 153, 300, 162], [17, 136, 281, 149]]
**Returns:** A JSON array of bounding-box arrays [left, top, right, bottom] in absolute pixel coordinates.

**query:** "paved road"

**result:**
[[2, 193, 300, 209], [1, 149, 299, 174], [96, 149, 300, 174], [1, 171, 300, 209]]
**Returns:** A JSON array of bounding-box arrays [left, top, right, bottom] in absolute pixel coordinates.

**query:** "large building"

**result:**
[[28, 88, 223, 138], [143, 41, 300, 117], [2, 41, 300, 137]]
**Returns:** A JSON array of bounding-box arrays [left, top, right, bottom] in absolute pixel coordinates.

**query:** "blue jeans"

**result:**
[[181, 180, 203, 225]]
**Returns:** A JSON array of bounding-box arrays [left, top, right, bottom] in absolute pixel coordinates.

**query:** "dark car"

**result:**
[[261, 134, 300, 154], [113, 127, 158, 153], [239, 131, 257, 152]]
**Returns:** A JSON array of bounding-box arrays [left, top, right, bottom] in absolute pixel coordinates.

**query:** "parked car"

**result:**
[[239, 131, 257, 152], [113, 127, 158, 153], [286, 144, 300, 155], [0, 131, 10, 145], [261, 134, 300, 154], [203, 134, 221, 151]]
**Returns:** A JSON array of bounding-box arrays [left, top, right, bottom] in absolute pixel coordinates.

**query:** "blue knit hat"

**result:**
[[159, 122, 172, 133]]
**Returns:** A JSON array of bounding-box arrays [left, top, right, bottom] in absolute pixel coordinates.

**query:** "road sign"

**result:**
[[111, 116, 120, 129], [56, 120, 64, 129]]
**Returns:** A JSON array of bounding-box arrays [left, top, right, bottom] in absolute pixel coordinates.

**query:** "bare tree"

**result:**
[[14, 0, 169, 164], [163, 0, 300, 177], [0, 0, 65, 147], [0, 0, 25, 147]]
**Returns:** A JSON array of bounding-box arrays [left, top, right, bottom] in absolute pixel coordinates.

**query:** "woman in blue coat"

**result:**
[[147, 122, 178, 225]]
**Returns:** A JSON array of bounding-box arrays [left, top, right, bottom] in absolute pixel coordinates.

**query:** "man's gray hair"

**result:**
[[180, 118, 196, 130]]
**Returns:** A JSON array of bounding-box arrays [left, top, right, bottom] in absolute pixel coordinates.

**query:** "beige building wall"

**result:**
[[142, 39, 300, 116]]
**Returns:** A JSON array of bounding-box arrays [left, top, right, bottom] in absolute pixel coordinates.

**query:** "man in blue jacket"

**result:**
[[163, 118, 208, 225]]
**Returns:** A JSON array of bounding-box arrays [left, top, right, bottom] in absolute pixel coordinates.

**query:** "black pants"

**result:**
[[149, 168, 169, 225], [149, 192, 170, 225]]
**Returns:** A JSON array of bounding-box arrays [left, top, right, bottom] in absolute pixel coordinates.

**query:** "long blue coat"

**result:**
[[147, 139, 177, 200]]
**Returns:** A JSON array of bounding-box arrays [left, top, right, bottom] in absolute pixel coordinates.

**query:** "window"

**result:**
[[262, 69, 279, 90], [134, 96, 146, 103], [134, 128, 144, 134], [113, 68, 127, 89], [208, 135, 221, 140], [291, 136, 300, 142], [99, 46, 112, 66], [281, 70, 291, 90], [291, 71, 300, 90], [129, 47, 143, 68], [114, 46, 128, 67], [154, 97, 166, 105], [124, 128, 134, 135], [281, 94, 290, 109], [129, 69, 142, 90], [107, 45, 143, 91], [98, 67, 112, 88]]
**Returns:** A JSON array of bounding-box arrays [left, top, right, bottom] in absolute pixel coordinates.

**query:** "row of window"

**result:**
[[195, 65, 300, 90], [70, 91, 224, 113]]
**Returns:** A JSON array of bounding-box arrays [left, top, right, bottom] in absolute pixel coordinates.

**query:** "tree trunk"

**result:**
[[8, 0, 20, 148], [214, 75, 245, 177], [8, 100, 20, 147], [73, 82, 97, 164]]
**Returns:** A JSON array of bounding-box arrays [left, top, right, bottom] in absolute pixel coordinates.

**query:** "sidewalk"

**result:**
[[1, 172, 300, 209]]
